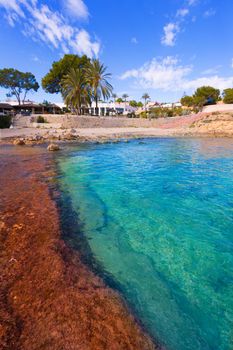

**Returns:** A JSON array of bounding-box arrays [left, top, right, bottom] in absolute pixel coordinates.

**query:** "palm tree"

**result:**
[[112, 93, 117, 102], [62, 68, 88, 115], [85, 59, 113, 115], [142, 93, 150, 109], [122, 94, 129, 102]]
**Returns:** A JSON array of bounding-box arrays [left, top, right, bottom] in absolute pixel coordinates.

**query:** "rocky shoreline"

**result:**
[[0, 145, 158, 350], [2, 112, 233, 148]]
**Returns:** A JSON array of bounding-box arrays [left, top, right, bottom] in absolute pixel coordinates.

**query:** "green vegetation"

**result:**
[[43, 55, 112, 113], [0, 115, 12, 128], [85, 59, 113, 110], [42, 54, 90, 94], [122, 94, 129, 102], [140, 107, 191, 119], [142, 93, 150, 108], [62, 68, 89, 115], [223, 88, 233, 104], [181, 86, 220, 109], [129, 100, 143, 107], [194, 86, 220, 104], [36, 115, 47, 123], [180, 95, 194, 107], [129, 100, 138, 107], [116, 97, 123, 103], [0, 68, 39, 105]]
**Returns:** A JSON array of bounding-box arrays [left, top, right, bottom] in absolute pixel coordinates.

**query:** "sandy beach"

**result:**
[[2, 111, 233, 145]]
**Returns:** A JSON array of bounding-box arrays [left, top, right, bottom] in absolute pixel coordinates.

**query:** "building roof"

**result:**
[[13, 103, 42, 109], [0, 103, 13, 109]]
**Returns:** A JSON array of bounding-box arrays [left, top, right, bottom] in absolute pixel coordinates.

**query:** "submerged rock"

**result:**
[[47, 143, 60, 151]]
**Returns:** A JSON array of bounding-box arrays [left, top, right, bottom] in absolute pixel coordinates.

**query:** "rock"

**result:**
[[47, 143, 60, 151], [62, 132, 77, 140], [13, 138, 25, 146]]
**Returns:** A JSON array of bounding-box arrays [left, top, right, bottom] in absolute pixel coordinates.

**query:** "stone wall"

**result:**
[[203, 104, 233, 113], [31, 114, 198, 129]]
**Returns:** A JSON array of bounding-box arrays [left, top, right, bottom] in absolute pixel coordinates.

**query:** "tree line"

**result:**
[[1, 55, 233, 113], [181, 86, 233, 108], [0, 54, 113, 114]]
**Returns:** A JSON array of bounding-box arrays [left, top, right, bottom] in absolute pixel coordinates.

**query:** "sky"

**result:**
[[0, 0, 232, 103]]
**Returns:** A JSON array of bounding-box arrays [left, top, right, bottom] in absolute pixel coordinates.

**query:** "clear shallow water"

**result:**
[[57, 138, 233, 350]]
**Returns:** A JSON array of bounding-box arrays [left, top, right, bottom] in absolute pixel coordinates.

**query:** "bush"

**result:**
[[193, 86, 220, 105], [181, 95, 194, 107], [0, 115, 12, 129], [223, 88, 233, 104], [37, 115, 47, 123], [140, 111, 148, 118], [140, 107, 192, 119]]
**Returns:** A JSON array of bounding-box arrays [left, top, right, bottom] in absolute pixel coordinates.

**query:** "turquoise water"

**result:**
[[57, 138, 233, 350]]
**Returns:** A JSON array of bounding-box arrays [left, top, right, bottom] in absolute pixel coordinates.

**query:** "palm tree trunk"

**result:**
[[95, 95, 99, 116]]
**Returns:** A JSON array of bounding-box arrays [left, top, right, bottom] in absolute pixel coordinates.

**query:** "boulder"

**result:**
[[47, 143, 60, 151], [13, 138, 25, 146]]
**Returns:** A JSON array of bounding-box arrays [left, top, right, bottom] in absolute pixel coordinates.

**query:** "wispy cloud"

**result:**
[[187, 0, 198, 6], [120, 56, 233, 92], [176, 8, 189, 18], [201, 65, 222, 75], [161, 0, 199, 47], [203, 8, 216, 18], [0, 0, 99, 57], [161, 23, 180, 47], [65, 0, 89, 20]]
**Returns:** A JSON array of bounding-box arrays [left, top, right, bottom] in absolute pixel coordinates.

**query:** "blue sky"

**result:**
[[0, 0, 232, 103]]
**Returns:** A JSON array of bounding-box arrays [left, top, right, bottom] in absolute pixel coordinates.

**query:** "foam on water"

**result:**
[[57, 138, 233, 350]]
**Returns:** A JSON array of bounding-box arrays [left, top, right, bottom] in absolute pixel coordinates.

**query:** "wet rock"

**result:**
[[47, 143, 60, 151]]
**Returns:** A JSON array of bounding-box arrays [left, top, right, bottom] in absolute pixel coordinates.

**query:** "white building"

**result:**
[[89, 101, 136, 116]]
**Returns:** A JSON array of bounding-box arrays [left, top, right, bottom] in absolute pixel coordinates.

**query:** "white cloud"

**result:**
[[0, 0, 99, 57], [131, 37, 138, 44], [187, 0, 198, 6], [176, 8, 189, 17], [203, 8, 216, 18], [120, 56, 233, 93], [201, 65, 222, 75], [161, 23, 179, 46], [120, 57, 191, 90], [161, 0, 202, 48], [71, 29, 100, 57], [65, 0, 89, 20], [0, 0, 25, 17], [184, 76, 233, 91]]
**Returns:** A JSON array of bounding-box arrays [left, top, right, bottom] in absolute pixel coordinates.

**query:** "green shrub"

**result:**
[[140, 111, 148, 118], [181, 95, 194, 107], [223, 88, 233, 104], [37, 115, 47, 123], [0, 115, 12, 129]]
